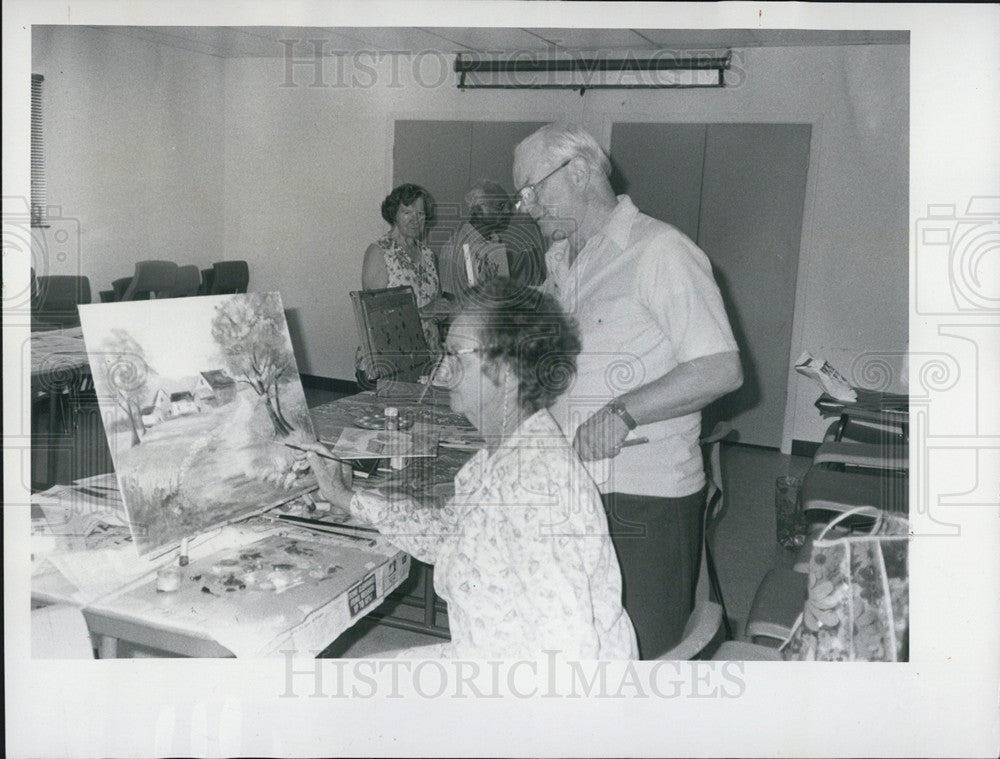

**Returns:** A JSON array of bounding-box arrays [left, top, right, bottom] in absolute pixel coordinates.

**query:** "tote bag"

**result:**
[[782, 506, 909, 661]]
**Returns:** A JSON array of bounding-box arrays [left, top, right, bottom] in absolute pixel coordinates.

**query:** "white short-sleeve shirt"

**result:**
[[544, 195, 738, 497]]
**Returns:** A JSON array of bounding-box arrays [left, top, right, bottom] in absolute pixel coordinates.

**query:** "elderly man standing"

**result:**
[[512, 122, 742, 658]]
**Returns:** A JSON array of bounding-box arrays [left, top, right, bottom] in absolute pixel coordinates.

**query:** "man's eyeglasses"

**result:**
[[515, 158, 572, 210]]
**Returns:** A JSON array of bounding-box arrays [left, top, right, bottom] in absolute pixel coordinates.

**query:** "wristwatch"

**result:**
[[607, 398, 638, 431]]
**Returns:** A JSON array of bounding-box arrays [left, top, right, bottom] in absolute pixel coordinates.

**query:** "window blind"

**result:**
[[31, 74, 46, 227]]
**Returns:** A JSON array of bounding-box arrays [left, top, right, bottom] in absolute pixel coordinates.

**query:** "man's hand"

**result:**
[[573, 404, 631, 461]]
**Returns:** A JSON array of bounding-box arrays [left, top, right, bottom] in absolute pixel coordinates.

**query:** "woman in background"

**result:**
[[361, 183, 443, 353]]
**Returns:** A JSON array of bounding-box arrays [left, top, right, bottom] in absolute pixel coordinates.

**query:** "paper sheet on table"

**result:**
[[34, 484, 128, 536], [322, 427, 438, 460]]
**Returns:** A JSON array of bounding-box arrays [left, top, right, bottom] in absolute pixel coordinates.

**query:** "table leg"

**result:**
[[98, 634, 119, 659], [423, 565, 436, 628], [46, 390, 63, 487], [834, 413, 849, 442]]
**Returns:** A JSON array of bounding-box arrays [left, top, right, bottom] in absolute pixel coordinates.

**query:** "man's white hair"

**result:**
[[518, 122, 612, 178], [465, 179, 510, 208]]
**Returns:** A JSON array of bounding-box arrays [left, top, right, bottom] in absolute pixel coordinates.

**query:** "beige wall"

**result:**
[[223, 44, 908, 447], [31, 26, 225, 301], [34, 28, 909, 447]]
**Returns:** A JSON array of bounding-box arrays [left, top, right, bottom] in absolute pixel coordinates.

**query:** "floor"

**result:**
[[304, 386, 812, 656]]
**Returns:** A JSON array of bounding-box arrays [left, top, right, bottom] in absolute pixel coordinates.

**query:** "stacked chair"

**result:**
[[98, 260, 250, 301], [120, 260, 177, 300], [170, 264, 201, 297], [206, 260, 250, 294], [32, 274, 92, 329]]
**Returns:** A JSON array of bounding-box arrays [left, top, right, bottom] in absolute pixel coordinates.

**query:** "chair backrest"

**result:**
[[111, 276, 133, 301], [351, 286, 433, 383], [657, 422, 738, 660], [36, 275, 92, 311], [200, 267, 215, 295], [33, 275, 92, 328], [121, 260, 178, 300], [824, 417, 907, 446], [700, 422, 738, 623], [30, 266, 40, 311], [209, 260, 249, 294], [170, 265, 201, 297]]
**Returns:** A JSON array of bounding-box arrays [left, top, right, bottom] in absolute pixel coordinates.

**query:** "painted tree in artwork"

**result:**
[[98, 329, 150, 447], [211, 293, 296, 437]]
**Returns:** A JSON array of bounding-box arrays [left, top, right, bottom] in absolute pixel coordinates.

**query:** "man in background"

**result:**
[[439, 179, 546, 304], [512, 122, 742, 658]]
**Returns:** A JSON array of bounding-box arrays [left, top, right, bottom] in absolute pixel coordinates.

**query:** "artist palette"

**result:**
[[193, 536, 347, 596]]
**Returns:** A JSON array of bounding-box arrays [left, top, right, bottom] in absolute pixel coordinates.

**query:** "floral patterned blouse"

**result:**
[[350, 408, 638, 660], [376, 233, 442, 352]]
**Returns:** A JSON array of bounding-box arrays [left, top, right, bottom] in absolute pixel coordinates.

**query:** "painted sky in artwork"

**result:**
[[80, 295, 227, 377]]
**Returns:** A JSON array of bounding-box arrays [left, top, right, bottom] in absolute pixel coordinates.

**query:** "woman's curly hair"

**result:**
[[381, 183, 432, 225], [464, 278, 581, 414]]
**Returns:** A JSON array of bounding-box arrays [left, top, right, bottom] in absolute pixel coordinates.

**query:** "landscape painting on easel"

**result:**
[[79, 293, 317, 556]]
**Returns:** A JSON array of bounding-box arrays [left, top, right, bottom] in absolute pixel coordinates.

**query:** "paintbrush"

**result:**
[[417, 354, 444, 405], [275, 513, 379, 534], [282, 440, 341, 460], [262, 514, 377, 547], [621, 436, 650, 448]]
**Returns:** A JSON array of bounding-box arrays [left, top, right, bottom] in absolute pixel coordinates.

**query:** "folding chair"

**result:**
[[33, 275, 91, 329], [209, 260, 250, 294], [121, 260, 177, 300], [657, 422, 737, 659], [170, 264, 201, 297]]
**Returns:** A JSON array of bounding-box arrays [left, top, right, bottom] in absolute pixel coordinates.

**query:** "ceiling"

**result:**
[[87, 26, 908, 59]]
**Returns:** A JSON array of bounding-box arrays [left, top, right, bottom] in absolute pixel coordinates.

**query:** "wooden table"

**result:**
[[31, 386, 478, 656], [32, 512, 411, 658], [86, 538, 409, 658]]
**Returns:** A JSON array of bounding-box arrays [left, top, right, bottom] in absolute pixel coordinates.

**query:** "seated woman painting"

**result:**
[[308, 279, 637, 659]]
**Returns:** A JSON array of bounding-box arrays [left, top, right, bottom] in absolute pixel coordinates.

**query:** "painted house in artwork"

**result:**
[[169, 390, 198, 417], [194, 369, 237, 408], [140, 387, 171, 427]]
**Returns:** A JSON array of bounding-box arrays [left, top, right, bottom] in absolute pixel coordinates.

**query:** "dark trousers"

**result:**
[[601, 489, 706, 659]]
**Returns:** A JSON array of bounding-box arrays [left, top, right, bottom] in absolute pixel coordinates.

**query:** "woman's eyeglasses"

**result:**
[[443, 346, 483, 359], [515, 158, 572, 210], [428, 346, 484, 390]]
